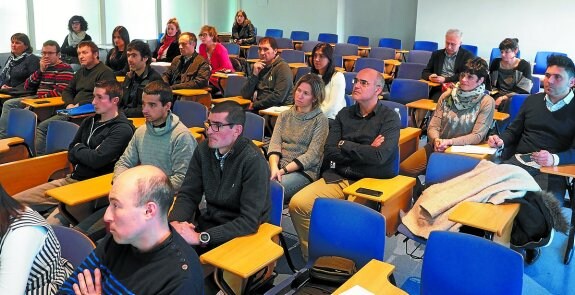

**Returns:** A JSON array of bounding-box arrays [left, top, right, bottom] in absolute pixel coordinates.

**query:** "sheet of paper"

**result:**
[[450, 145, 497, 155], [264, 106, 291, 113], [340, 285, 375, 295]]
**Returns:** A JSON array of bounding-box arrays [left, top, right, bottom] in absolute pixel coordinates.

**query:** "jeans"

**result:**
[[278, 171, 311, 203]]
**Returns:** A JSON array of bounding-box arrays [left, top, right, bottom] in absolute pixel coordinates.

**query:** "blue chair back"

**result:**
[[389, 79, 429, 104], [46, 121, 79, 154], [343, 72, 357, 95], [378, 38, 402, 50], [276, 38, 294, 50], [347, 36, 369, 47], [369, 47, 396, 60], [224, 75, 248, 97], [318, 33, 338, 44], [334, 43, 359, 56], [333, 54, 343, 68], [396, 62, 427, 80], [265, 29, 283, 38], [489, 48, 521, 66], [425, 153, 480, 185], [422, 231, 523, 295], [247, 45, 259, 59], [290, 31, 309, 41], [354, 58, 384, 73], [407, 50, 432, 64], [301, 41, 320, 53], [172, 100, 207, 128], [508, 94, 528, 124], [380, 100, 408, 128], [413, 41, 438, 52], [461, 44, 478, 56], [534, 51, 568, 75], [223, 43, 240, 56], [280, 50, 305, 63], [344, 94, 354, 107], [294, 66, 311, 83], [308, 198, 386, 268], [269, 181, 284, 226], [244, 112, 265, 142], [6, 109, 37, 156], [531, 76, 540, 94], [52, 225, 95, 268]]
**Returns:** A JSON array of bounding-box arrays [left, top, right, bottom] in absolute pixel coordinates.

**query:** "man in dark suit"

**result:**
[[421, 29, 475, 100]]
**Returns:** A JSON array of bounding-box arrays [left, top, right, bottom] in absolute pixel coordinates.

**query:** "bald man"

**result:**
[[59, 166, 204, 295]]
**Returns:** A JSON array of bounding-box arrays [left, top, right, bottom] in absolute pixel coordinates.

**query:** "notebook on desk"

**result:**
[[56, 104, 95, 116]]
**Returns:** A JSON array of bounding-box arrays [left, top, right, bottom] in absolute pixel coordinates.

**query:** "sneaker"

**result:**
[[524, 248, 541, 265]]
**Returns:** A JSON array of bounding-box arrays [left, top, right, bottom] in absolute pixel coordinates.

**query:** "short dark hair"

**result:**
[[78, 41, 98, 55], [68, 15, 88, 32], [127, 40, 152, 65], [143, 80, 173, 106], [180, 32, 197, 45], [462, 57, 489, 81], [11, 33, 33, 53], [0, 183, 24, 237], [499, 38, 519, 51], [43, 40, 61, 53], [210, 101, 246, 126], [135, 171, 174, 217], [259, 37, 278, 50], [547, 55, 575, 78], [310, 43, 335, 86], [94, 80, 122, 100]]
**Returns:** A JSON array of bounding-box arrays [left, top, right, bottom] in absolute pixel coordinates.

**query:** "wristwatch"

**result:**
[[199, 232, 210, 246], [338, 140, 345, 149]]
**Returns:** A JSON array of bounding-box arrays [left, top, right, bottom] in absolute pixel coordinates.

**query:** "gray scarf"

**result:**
[[447, 82, 486, 110], [0, 52, 30, 86], [67, 31, 87, 47]]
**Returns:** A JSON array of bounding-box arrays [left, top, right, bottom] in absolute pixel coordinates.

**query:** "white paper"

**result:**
[[263, 106, 291, 113], [449, 145, 497, 155], [339, 285, 374, 295]]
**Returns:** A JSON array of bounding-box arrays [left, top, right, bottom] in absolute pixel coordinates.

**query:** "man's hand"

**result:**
[[1, 85, 11, 89], [40, 58, 50, 72], [371, 135, 385, 147], [532, 150, 554, 167], [487, 135, 504, 148], [253, 62, 265, 76], [171, 221, 200, 245], [72, 268, 102, 295], [66, 103, 79, 109]]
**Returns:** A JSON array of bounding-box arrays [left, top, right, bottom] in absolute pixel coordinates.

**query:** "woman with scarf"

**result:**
[[400, 57, 495, 177], [61, 15, 92, 64], [152, 18, 180, 62], [0, 33, 39, 90]]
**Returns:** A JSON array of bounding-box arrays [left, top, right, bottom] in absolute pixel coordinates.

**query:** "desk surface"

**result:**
[[385, 59, 402, 66], [449, 202, 520, 237], [21, 97, 65, 108], [419, 79, 441, 87], [199, 223, 283, 278], [129, 117, 146, 128], [246, 59, 260, 63], [46, 173, 113, 206], [211, 72, 245, 79], [116, 76, 125, 83], [445, 143, 492, 160], [288, 62, 308, 69], [172, 89, 208, 96], [493, 111, 509, 121], [343, 55, 360, 61], [343, 176, 416, 203], [540, 164, 575, 177], [211, 96, 252, 106], [0, 93, 12, 99], [333, 259, 407, 295], [0, 137, 24, 153], [258, 105, 291, 117], [405, 99, 436, 111], [399, 127, 421, 145]]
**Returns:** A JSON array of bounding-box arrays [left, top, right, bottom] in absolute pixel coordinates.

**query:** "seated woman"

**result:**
[[153, 17, 180, 62], [400, 57, 495, 177], [0, 184, 73, 294], [198, 25, 235, 92], [61, 15, 92, 64], [0, 33, 40, 90], [106, 25, 130, 76], [268, 74, 329, 201], [489, 38, 532, 111], [310, 43, 346, 119], [231, 10, 256, 46]]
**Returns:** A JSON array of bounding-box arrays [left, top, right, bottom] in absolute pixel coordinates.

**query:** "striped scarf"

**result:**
[[0, 52, 30, 86]]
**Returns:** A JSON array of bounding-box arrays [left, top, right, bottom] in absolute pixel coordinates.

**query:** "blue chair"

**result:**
[[343, 72, 357, 95], [344, 94, 354, 107], [489, 48, 521, 66], [389, 78, 429, 105], [533, 51, 568, 75], [422, 231, 523, 295], [246, 45, 259, 59], [508, 94, 529, 124], [222, 43, 240, 56], [223, 75, 247, 97], [396, 63, 427, 80], [407, 50, 432, 64], [332, 54, 343, 68], [244, 112, 265, 143], [265, 29, 283, 38], [172, 100, 207, 129], [413, 41, 438, 52], [301, 40, 320, 53], [280, 49, 305, 63], [354, 57, 384, 73], [347, 35, 369, 47], [461, 44, 478, 56], [369, 47, 396, 60], [380, 100, 408, 128], [52, 225, 95, 268], [294, 66, 311, 83], [531, 76, 540, 94], [290, 31, 309, 41], [45, 121, 79, 154], [378, 38, 402, 50], [6, 109, 37, 157], [276, 38, 294, 50], [317, 33, 338, 44], [334, 43, 359, 56], [265, 198, 387, 294]]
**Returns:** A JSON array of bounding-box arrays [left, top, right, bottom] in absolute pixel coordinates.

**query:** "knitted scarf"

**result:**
[[158, 35, 176, 59], [0, 52, 30, 86], [67, 31, 87, 48], [447, 82, 486, 111]]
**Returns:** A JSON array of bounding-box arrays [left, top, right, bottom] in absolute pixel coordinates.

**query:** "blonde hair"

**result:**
[[161, 18, 181, 43]]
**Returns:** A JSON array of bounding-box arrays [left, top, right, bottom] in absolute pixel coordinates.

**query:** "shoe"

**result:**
[[524, 248, 541, 265]]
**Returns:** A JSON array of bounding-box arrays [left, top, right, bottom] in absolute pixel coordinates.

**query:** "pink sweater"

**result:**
[[198, 43, 234, 89]]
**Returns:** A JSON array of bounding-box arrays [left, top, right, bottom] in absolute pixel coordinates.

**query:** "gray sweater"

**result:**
[[268, 106, 329, 181]]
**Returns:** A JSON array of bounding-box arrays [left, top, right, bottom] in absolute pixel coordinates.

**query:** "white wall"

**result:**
[[416, 0, 575, 63]]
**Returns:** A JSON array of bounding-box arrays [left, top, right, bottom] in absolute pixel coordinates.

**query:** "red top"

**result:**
[[199, 43, 235, 89]]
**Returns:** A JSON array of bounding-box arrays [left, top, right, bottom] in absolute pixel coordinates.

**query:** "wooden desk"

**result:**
[[540, 164, 575, 264], [150, 62, 171, 75], [493, 111, 509, 121], [449, 202, 520, 246], [292, 40, 303, 50], [333, 259, 407, 295], [47, 173, 113, 206], [419, 79, 441, 87], [343, 55, 360, 72], [288, 62, 308, 77], [188, 128, 203, 141], [246, 59, 260, 64], [218, 32, 232, 43], [211, 96, 252, 107], [344, 176, 416, 236], [405, 99, 435, 111], [358, 46, 371, 57], [211, 72, 245, 96], [335, 66, 346, 73], [385, 59, 402, 67], [445, 143, 493, 160], [172, 88, 211, 109], [0, 93, 12, 99], [396, 49, 409, 61], [258, 106, 291, 117], [129, 117, 146, 128], [399, 127, 422, 162], [0, 137, 29, 165], [21, 97, 65, 121], [116, 76, 125, 83], [0, 137, 24, 153]]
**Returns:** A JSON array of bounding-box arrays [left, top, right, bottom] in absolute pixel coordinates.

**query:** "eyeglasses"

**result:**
[[459, 73, 478, 80], [41, 51, 57, 56], [204, 121, 234, 132], [72, 21, 81, 25], [199, 33, 208, 37], [352, 78, 373, 87]]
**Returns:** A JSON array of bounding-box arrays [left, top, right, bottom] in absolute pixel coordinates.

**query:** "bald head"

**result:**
[[352, 68, 384, 102]]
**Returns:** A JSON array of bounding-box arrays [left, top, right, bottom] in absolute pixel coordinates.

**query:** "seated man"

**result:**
[[0, 40, 74, 138], [36, 41, 115, 155], [12, 80, 134, 224], [240, 37, 293, 111], [58, 165, 204, 295], [121, 40, 163, 117], [289, 68, 400, 260], [421, 29, 475, 100], [162, 32, 210, 91]]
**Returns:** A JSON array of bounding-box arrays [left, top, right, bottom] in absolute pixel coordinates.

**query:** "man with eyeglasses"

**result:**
[[0, 40, 74, 138], [162, 32, 210, 92], [289, 68, 401, 261]]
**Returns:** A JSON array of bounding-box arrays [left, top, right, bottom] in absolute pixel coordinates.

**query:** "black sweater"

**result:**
[[62, 62, 115, 106], [121, 66, 163, 117]]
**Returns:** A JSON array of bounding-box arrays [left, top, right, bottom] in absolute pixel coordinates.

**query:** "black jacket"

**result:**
[[153, 41, 179, 63], [231, 22, 256, 45], [121, 66, 163, 117], [68, 112, 135, 180], [421, 48, 475, 83]]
